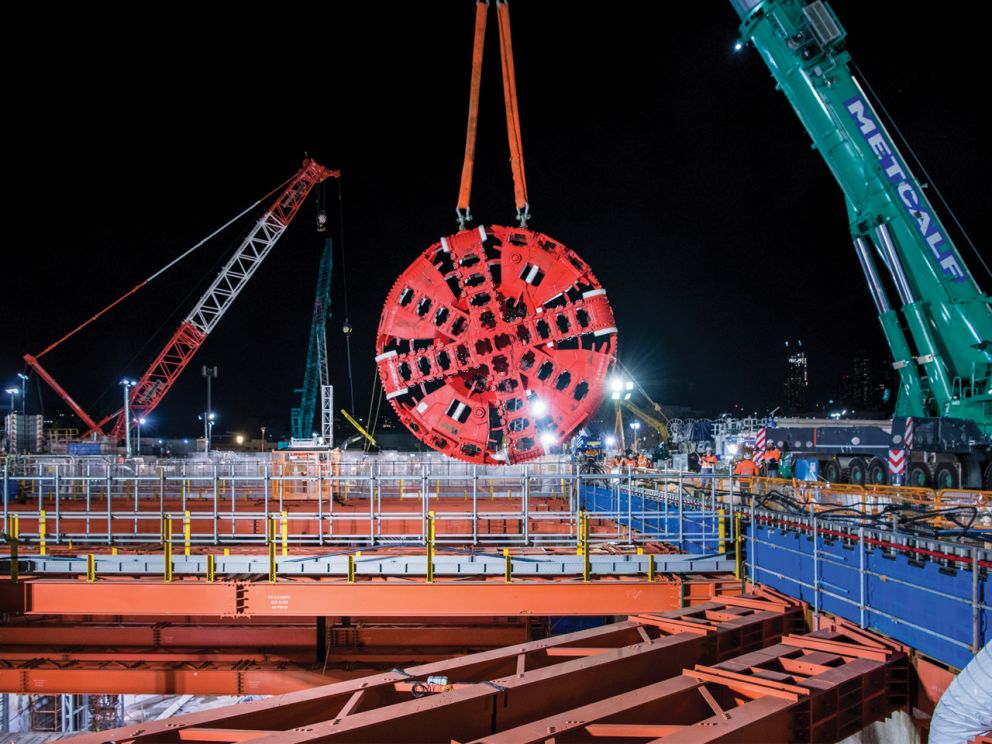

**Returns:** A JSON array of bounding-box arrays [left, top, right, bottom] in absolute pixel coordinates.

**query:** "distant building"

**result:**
[[840, 353, 893, 411], [783, 340, 808, 413]]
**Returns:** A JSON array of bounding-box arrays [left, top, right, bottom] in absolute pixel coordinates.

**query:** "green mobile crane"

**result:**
[[731, 0, 992, 488]]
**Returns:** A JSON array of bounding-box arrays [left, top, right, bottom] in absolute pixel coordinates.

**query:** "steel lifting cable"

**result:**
[[32, 174, 296, 360], [852, 62, 992, 282], [455, 0, 531, 228], [337, 175, 357, 414], [496, 0, 530, 226]]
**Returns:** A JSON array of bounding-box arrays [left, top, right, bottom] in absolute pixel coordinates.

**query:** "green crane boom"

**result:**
[[731, 0, 992, 431], [291, 239, 333, 440]]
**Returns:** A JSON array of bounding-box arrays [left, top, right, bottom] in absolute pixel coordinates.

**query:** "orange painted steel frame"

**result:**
[[62, 592, 910, 743], [0, 618, 536, 695], [64, 591, 804, 741]]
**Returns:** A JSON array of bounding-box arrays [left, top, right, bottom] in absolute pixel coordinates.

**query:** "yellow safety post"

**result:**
[[581, 510, 591, 582], [490, 479, 495, 500], [435, 480, 440, 498], [281, 511, 288, 557], [183, 511, 191, 557], [718, 508, 726, 555], [39, 510, 47, 556], [206, 554, 216, 583], [464, 486, 468, 501], [426, 511, 435, 583], [576, 509, 586, 556], [347, 551, 360, 583], [68, 539, 72, 550], [734, 513, 743, 581], [164, 517, 173, 583], [111, 547, 118, 556], [223, 547, 230, 556], [267, 516, 277, 583], [86, 554, 96, 582], [503, 547, 511, 583], [400, 479, 404, 498], [9, 516, 19, 580], [647, 553, 655, 582]]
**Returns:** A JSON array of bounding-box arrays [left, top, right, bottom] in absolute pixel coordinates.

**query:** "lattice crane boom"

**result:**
[[291, 238, 333, 439], [93, 159, 338, 439]]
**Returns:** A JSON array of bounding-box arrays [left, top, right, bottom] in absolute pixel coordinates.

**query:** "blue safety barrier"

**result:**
[[579, 485, 725, 554], [748, 520, 990, 670], [579, 481, 989, 670]]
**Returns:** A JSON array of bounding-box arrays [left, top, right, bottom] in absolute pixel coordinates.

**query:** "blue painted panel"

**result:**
[[582, 485, 989, 668], [748, 521, 988, 670]]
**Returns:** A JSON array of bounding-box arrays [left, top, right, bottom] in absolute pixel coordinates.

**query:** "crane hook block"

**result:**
[[375, 225, 617, 464]]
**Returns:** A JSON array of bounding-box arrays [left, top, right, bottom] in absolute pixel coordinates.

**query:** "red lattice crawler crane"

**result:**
[[376, 225, 617, 464]]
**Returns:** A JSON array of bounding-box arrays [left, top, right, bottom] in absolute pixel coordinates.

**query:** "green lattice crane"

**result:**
[[291, 238, 333, 440]]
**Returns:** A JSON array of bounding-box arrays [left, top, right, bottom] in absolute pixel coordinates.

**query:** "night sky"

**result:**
[[4, 2, 987, 440]]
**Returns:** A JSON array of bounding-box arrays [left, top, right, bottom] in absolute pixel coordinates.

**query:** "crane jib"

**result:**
[[843, 93, 967, 284]]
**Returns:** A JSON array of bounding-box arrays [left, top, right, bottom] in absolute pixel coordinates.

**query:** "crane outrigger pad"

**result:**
[[376, 225, 617, 464]]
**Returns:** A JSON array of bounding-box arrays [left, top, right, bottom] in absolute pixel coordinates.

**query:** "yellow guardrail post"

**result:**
[[490, 479, 495, 500], [426, 511, 435, 583], [581, 511, 591, 582], [183, 510, 191, 557], [9, 516, 19, 581], [281, 510, 288, 557], [642, 545, 654, 582], [503, 547, 511, 583], [164, 517, 173, 583], [734, 513, 743, 581], [87, 554, 96, 582], [39, 510, 47, 556], [718, 508, 726, 555], [348, 551, 359, 583], [399, 479, 404, 498], [576, 508, 586, 556], [206, 554, 216, 583], [268, 516, 277, 583]]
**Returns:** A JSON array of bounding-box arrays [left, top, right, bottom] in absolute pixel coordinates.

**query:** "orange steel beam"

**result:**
[[481, 677, 798, 743], [64, 594, 800, 743], [0, 576, 706, 617], [0, 622, 528, 649], [0, 666, 344, 696]]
